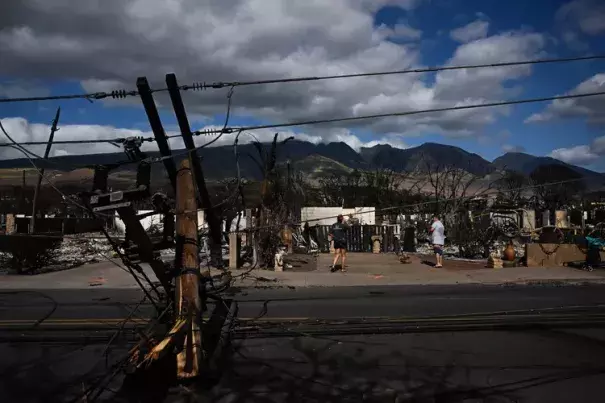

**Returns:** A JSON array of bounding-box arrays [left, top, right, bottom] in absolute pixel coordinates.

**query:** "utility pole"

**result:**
[[165, 73, 224, 268], [136, 77, 178, 193], [175, 159, 203, 379], [30, 107, 60, 234]]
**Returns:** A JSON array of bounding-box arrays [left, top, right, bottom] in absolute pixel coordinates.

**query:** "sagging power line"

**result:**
[[192, 90, 605, 135], [1, 54, 604, 104], [3, 90, 605, 149]]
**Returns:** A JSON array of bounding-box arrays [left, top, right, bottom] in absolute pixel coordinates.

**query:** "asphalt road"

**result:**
[[3, 284, 605, 402], [3, 284, 605, 325]]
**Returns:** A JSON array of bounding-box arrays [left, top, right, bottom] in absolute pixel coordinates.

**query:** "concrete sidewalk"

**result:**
[[1, 253, 604, 289], [241, 253, 605, 288]]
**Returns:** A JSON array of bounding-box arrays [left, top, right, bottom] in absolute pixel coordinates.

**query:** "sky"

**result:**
[[1, 0, 605, 171]]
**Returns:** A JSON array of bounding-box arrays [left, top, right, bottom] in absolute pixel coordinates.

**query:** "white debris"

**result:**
[[0, 232, 117, 274]]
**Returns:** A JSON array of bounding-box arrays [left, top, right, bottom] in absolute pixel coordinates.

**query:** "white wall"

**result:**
[[195, 210, 247, 232], [521, 209, 536, 231], [113, 210, 164, 234]]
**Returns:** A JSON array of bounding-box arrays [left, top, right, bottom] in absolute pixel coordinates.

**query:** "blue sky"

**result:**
[[1, 0, 604, 171]]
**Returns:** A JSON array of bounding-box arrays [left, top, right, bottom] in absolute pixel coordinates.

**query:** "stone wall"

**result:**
[[526, 243, 605, 267]]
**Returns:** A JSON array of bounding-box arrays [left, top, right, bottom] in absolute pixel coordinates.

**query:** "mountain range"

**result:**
[[1, 141, 604, 189]]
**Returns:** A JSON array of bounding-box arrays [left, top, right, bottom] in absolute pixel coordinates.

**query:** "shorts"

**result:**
[[333, 240, 347, 250], [433, 245, 443, 255]]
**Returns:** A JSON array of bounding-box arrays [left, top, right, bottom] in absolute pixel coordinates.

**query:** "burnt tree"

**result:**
[[529, 164, 585, 212]]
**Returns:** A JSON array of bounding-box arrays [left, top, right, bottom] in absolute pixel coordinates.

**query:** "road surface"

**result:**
[[2, 284, 605, 402]]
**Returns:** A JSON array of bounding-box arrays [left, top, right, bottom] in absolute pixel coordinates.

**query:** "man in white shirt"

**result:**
[[429, 215, 445, 268]]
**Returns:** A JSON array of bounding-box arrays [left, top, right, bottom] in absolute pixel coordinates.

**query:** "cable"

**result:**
[[0, 135, 155, 148], [193, 90, 605, 135], [107, 89, 603, 168], [2, 54, 605, 104], [65, 302, 174, 403], [0, 290, 58, 328], [0, 120, 161, 298], [0, 119, 102, 216], [0, 89, 139, 104], [3, 90, 603, 151], [195, 54, 605, 89], [227, 177, 587, 234], [185, 86, 237, 151]]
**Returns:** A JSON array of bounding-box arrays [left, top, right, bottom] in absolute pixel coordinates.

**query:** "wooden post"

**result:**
[[6, 214, 15, 234], [228, 232, 240, 269], [175, 159, 203, 379], [30, 107, 60, 234]]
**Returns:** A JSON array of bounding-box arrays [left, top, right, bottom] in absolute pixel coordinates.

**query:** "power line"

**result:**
[[0, 135, 155, 148], [192, 176, 586, 234], [196, 54, 605, 89], [223, 175, 587, 234], [192, 90, 605, 135], [1, 54, 604, 104], [3, 90, 604, 154], [5, 88, 595, 155], [0, 120, 116, 219], [0, 89, 139, 104]]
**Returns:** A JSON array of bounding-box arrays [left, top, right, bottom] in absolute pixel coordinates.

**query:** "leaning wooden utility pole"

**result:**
[[165, 73, 224, 268], [175, 159, 204, 379], [30, 107, 60, 234]]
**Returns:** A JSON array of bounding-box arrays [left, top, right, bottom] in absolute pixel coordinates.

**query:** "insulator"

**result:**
[[185, 82, 206, 91], [110, 89, 134, 99], [193, 128, 218, 136]]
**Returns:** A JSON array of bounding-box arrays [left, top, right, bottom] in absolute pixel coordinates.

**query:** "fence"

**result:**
[[14, 217, 105, 234], [310, 225, 399, 253]]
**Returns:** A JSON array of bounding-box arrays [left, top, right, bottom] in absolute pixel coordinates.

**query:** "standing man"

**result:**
[[329, 214, 349, 272], [429, 215, 445, 268]]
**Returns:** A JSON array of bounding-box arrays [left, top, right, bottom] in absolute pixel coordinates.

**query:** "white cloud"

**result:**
[[591, 135, 605, 153], [548, 135, 605, 166], [549, 145, 599, 165], [391, 21, 422, 40], [556, 0, 605, 35], [450, 19, 489, 43], [0, 117, 401, 160], [0, 1, 546, 145], [525, 73, 605, 124], [435, 31, 545, 101], [561, 30, 589, 51]]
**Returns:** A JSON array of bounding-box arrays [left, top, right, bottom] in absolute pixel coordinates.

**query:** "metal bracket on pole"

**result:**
[[136, 76, 178, 193]]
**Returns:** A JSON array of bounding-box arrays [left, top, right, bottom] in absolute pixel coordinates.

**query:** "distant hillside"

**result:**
[[1, 141, 603, 190], [360, 142, 494, 176], [0, 140, 366, 180], [493, 152, 605, 189]]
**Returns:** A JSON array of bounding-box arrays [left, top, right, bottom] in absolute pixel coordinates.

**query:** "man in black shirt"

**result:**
[[329, 214, 349, 272]]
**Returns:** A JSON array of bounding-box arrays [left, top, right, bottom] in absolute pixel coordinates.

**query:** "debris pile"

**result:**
[[0, 233, 116, 274], [415, 243, 460, 257], [55, 235, 115, 265]]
